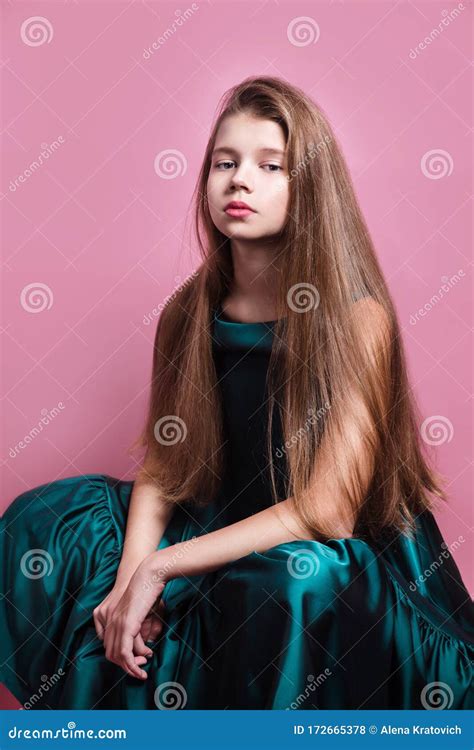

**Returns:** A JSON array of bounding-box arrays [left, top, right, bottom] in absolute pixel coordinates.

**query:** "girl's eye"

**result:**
[[214, 161, 283, 171]]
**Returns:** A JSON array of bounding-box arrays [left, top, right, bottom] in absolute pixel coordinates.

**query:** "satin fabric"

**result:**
[[1, 308, 473, 709]]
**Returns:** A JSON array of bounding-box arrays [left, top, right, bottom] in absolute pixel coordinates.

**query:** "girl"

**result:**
[[1, 77, 473, 710]]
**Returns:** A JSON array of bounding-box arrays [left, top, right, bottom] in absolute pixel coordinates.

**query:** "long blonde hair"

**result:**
[[129, 76, 447, 543]]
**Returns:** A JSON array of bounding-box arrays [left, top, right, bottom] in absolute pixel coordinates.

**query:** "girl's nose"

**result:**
[[230, 171, 251, 190]]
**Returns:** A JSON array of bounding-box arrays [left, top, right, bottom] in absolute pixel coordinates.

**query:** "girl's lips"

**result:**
[[224, 207, 255, 218]]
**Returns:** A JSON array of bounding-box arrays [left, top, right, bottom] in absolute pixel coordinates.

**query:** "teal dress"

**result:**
[[1, 308, 473, 710]]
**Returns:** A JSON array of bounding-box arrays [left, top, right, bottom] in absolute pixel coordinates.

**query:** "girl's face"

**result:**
[[207, 113, 290, 242]]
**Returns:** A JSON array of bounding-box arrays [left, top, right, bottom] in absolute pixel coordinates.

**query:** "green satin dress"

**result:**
[[1, 307, 473, 710]]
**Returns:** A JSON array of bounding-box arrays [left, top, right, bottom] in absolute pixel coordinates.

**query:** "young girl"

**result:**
[[1, 76, 473, 711]]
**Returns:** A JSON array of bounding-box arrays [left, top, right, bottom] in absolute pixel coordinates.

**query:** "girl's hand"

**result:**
[[93, 582, 128, 640], [140, 597, 167, 643], [93, 569, 166, 662], [102, 554, 167, 680]]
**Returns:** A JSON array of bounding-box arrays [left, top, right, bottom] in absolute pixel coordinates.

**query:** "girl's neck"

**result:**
[[226, 239, 281, 322], [220, 292, 278, 324]]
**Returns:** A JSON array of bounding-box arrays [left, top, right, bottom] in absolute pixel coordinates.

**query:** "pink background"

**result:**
[[1, 0, 472, 707]]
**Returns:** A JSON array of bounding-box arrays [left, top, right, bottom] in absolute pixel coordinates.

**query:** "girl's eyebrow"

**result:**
[[212, 146, 286, 157]]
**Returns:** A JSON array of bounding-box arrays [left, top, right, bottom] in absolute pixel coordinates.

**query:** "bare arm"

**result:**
[[148, 413, 366, 584], [106, 299, 393, 679], [148, 496, 311, 583], [115, 462, 176, 588], [296, 297, 392, 540], [146, 298, 391, 585]]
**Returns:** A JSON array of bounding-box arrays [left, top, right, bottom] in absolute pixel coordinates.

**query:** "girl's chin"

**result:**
[[222, 234, 280, 246]]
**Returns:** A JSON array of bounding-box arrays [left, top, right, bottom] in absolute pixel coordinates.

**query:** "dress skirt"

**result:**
[[1, 473, 473, 710]]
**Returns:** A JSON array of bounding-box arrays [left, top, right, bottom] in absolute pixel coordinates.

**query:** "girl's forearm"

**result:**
[[115, 474, 176, 587], [151, 497, 315, 583]]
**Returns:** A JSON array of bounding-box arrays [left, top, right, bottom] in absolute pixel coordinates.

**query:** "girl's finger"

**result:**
[[93, 610, 105, 640], [104, 625, 117, 665], [133, 632, 153, 658], [103, 623, 113, 655], [140, 617, 152, 642], [153, 599, 166, 616], [121, 634, 147, 680], [152, 618, 164, 640], [140, 614, 162, 642], [110, 627, 143, 679]]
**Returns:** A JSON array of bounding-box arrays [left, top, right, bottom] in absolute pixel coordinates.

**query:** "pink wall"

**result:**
[[1, 0, 472, 707]]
